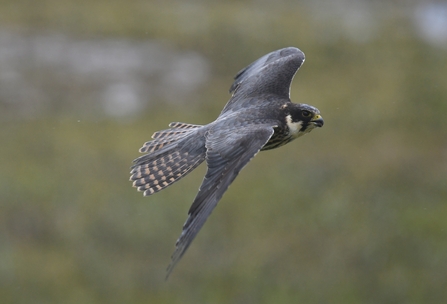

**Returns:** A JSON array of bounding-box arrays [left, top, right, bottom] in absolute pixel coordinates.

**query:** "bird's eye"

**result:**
[[302, 110, 311, 117]]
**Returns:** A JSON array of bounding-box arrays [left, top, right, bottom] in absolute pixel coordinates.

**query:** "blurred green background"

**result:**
[[1, 0, 447, 303]]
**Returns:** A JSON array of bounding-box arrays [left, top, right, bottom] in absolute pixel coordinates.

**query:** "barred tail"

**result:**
[[130, 122, 206, 196], [139, 122, 202, 154]]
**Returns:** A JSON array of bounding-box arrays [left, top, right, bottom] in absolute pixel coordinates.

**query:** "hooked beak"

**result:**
[[311, 114, 324, 127]]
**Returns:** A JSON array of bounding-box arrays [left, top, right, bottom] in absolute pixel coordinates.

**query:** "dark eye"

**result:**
[[302, 110, 311, 117]]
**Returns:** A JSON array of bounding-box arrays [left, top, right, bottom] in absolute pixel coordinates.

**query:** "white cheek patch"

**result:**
[[285, 114, 315, 139], [286, 114, 303, 136]]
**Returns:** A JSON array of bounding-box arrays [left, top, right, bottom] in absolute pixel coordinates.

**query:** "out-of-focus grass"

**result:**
[[1, 0, 447, 303]]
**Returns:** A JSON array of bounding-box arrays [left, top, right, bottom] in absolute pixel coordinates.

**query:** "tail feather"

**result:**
[[130, 122, 206, 196], [153, 122, 202, 139], [131, 150, 204, 195], [139, 137, 183, 154], [140, 122, 203, 153]]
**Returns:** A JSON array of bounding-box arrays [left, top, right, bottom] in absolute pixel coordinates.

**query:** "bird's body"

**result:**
[[130, 47, 323, 278]]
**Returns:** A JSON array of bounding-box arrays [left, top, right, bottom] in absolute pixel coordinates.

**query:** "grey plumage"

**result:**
[[130, 47, 324, 278]]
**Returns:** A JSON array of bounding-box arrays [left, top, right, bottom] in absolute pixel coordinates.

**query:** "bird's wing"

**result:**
[[166, 124, 275, 278], [222, 47, 305, 113]]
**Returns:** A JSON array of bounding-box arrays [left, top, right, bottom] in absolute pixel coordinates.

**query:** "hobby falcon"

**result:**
[[130, 47, 324, 278]]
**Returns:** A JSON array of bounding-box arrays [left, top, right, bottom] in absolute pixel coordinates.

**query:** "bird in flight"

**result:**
[[130, 47, 324, 278]]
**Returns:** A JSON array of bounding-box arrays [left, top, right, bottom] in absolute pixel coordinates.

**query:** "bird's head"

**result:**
[[285, 103, 324, 138]]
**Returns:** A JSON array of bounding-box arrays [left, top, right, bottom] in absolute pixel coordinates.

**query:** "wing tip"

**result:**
[[165, 259, 177, 280], [228, 46, 305, 95]]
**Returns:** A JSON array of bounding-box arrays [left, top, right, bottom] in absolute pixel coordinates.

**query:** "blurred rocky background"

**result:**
[[1, 0, 446, 303]]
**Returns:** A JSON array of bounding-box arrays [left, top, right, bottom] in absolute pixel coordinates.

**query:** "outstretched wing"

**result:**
[[222, 47, 305, 114], [166, 124, 276, 278]]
